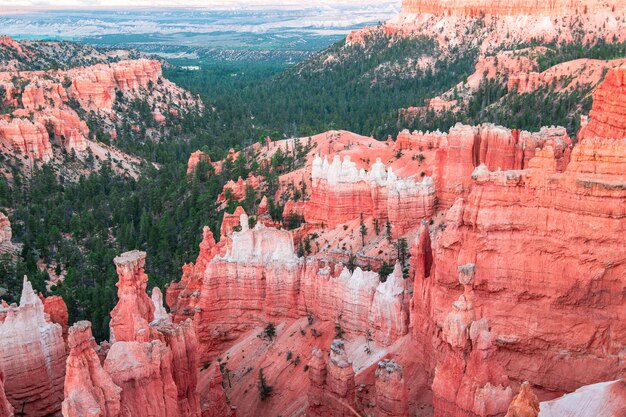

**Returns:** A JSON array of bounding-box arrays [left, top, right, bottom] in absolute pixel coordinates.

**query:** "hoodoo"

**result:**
[[103, 250, 205, 416], [374, 360, 409, 417], [62, 321, 122, 417], [307, 341, 357, 417], [2, 1, 626, 416], [110, 250, 154, 343], [0, 277, 66, 417]]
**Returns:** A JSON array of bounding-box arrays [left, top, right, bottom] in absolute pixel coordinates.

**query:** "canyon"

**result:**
[[0, 250, 232, 417], [0, 37, 201, 178], [166, 66, 626, 416], [345, 0, 626, 131], [0, 1, 625, 416]]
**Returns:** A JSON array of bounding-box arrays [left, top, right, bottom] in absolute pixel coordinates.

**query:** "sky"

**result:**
[[2, 0, 389, 8]]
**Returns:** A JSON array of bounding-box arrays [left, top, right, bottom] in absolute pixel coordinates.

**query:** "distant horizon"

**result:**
[[0, 2, 399, 55], [1, 0, 400, 12]]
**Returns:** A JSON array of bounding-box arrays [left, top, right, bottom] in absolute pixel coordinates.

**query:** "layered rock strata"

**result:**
[[375, 360, 409, 417], [580, 67, 626, 141], [423, 137, 626, 408], [0, 277, 66, 417], [166, 226, 219, 324], [305, 155, 435, 236], [400, 0, 625, 16], [150, 289, 201, 417], [62, 321, 121, 417], [109, 250, 154, 343], [174, 216, 411, 362], [0, 119, 53, 162], [348, 0, 626, 62], [307, 341, 357, 417], [104, 251, 201, 416], [0, 58, 200, 167], [104, 340, 179, 417], [398, 123, 571, 208], [0, 365, 12, 417]]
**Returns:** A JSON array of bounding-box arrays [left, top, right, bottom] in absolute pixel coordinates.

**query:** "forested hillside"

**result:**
[[1, 31, 625, 341]]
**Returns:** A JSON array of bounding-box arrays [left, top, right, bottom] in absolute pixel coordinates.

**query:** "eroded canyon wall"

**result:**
[[401, 0, 626, 16]]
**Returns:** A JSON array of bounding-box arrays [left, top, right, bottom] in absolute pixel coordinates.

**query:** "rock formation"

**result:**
[[67, 59, 162, 111], [151, 287, 170, 325], [375, 360, 409, 417], [200, 364, 236, 417], [62, 321, 122, 417], [0, 277, 66, 417], [507, 59, 626, 96], [176, 212, 413, 362], [43, 294, 69, 341], [0, 213, 17, 254], [305, 155, 436, 236], [219, 206, 247, 237], [105, 250, 210, 417], [0, 365, 12, 417], [400, 0, 625, 16], [402, 124, 571, 207], [430, 267, 513, 417], [430, 135, 626, 394], [194, 218, 301, 359], [109, 250, 154, 343], [307, 341, 357, 417], [504, 382, 539, 417], [306, 348, 328, 416], [104, 340, 179, 417], [505, 378, 626, 417], [347, 0, 626, 64], [187, 151, 212, 175], [257, 196, 269, 216], [0, 118, 53, 162], [398, 68, 626, 416], [37, 108, 89, 153], [150, 290, 201, 417], [165, 106, 624, 417], [167, 226, 219, 324], [164, 25, 626, 417], [580, 67, 626, 141], [0, 213, 12, 249], [218, 175, 261, 205], [0, 55, 201, 176], [395, 123, 572, 209], [537, 378, 626, 417]]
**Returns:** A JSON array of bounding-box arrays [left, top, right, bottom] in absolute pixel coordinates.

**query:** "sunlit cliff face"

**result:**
[[401, 0, 626, 16]]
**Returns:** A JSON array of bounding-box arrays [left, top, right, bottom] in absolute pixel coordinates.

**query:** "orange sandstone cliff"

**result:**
[[162, 67, 626, 417]]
